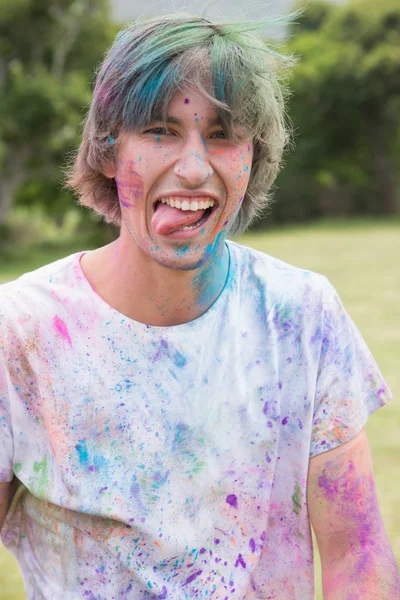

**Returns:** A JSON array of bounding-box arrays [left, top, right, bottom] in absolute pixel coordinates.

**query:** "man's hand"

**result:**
[[0, 480, 11, 532], [307, 428, 400, 599]]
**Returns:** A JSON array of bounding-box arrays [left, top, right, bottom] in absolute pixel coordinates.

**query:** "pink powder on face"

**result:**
[[115, 160, 144, 208], [53, 316, 72, 346], [119, 199, 134, 208]]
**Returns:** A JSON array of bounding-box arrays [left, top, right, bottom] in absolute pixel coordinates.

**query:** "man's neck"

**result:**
[[80, 236, 229, 327]]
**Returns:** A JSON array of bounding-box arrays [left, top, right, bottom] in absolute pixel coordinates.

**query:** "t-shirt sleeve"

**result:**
[[310, 277, 392, 458], [0, 356, 14, 482]]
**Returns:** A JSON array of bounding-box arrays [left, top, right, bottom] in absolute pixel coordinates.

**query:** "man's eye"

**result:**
[[144, 127, 173, 136], [210, 131, 226, 139]]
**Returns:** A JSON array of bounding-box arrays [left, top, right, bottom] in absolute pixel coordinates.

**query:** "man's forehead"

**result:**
[[155, 114, 222, 127], [165, 85, 221, 123]]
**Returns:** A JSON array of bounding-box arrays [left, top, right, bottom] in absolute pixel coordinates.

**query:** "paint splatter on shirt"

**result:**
[[0, 241, 391, 599]]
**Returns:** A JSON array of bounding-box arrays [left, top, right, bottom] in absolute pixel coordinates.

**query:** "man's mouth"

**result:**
[[151, 196, 216, 236]]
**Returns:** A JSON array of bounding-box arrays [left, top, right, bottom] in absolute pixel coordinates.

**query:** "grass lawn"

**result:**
[[0, 219, 399, 599]]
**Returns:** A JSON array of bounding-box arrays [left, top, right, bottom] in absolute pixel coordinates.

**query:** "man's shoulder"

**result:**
[[1, 252, 82, 291], [228, 240, 328, 295], [0, 252, 85, 319]]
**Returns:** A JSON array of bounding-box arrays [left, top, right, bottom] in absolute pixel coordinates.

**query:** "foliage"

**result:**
[[0, 0, 399, 230], [261, 0, 400, 227], [0, 0, 117, 225]]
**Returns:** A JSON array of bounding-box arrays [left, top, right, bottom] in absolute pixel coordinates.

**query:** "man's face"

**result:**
[[105, 84, 253, 270]]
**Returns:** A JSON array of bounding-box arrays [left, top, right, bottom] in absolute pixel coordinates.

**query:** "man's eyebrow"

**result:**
[[163, 115, 182, 126], [208, 116, 223, 127]]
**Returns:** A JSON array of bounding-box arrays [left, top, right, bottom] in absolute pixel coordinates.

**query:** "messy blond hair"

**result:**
[[65, 13, 295, 234]]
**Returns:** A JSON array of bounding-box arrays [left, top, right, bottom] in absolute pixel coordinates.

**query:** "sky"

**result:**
[[112, 0, 296, 20], [111, 0, 346, 38], [111, 0, 303, 37]]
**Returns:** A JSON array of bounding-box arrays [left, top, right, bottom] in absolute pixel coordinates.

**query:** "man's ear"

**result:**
[[103, 161, 116, 179]]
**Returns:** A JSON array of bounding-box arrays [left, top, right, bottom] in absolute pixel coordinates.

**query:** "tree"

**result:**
[[273, 0, 400, 222], [0, 0, 116, 225]]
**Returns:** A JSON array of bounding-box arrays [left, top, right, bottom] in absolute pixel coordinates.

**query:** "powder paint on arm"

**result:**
[[307, 429, 400, 599]]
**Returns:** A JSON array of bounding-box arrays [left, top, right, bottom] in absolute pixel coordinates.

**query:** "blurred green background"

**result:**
[[1, 0, 400, 235], [0, 0, 399, 598]]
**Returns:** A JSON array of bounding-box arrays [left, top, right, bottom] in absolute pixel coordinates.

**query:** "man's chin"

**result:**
[[151, 254, 209, 272], [149, 244, 224, 272]]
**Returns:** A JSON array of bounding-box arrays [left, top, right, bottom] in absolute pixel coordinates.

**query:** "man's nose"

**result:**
[[173, 135, 214, 186]]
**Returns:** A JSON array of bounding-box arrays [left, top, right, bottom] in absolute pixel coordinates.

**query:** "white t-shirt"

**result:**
[[0, 241, 391, 600]]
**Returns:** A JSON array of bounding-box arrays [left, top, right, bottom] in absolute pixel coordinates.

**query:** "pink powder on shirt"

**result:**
[[53, 315, 72, 346]]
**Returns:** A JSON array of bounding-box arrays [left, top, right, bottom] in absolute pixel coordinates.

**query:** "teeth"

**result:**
[[180, 212, 209, 230], [158, 197, 215, 211]]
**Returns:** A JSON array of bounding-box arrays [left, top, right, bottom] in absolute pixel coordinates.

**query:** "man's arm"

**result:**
[[0, 481, 11, 531], [307, 428, 400, 600]]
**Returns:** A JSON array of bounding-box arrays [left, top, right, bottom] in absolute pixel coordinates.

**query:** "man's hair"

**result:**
[[65, 13, 295, 234]]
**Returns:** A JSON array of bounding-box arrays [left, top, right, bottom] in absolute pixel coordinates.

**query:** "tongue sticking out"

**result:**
[[151, 202, 207, 236]]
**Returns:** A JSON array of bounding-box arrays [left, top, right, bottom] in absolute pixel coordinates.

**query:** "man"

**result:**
[[0, 14, 399, 600]]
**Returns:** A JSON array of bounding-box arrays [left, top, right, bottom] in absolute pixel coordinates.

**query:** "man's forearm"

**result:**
[[0, 484, 10, 532], [322, 539, 400, 600]]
